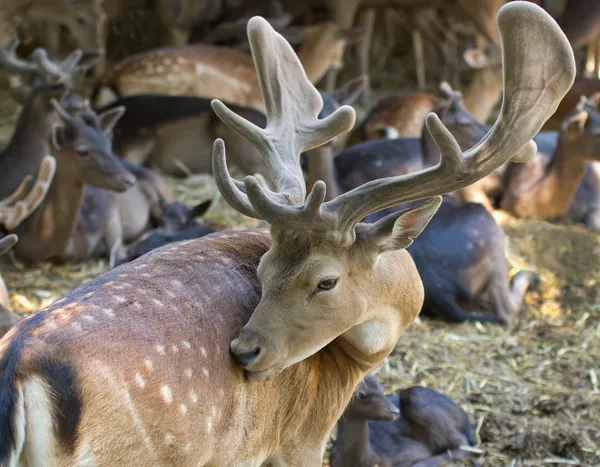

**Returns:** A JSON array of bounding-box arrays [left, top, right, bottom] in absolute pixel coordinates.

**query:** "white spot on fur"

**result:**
[[83, 292, 94, 299], [200, 347, 207, 357], [114, 296, 127, 304], [141, 273, 152, 278], [179, 404, 188, 415], [171, 280, 183, 288], [172, 344, 179, 353], [153, 298, 163, 306], [176, 56, 186, 64], [103, 308, 115, 317], [206, 416, 213, 432], [156, 344, 165, 355], [185, 368, 193, 378], [82, 315, 95, 322], [182, 340, 191, 349], [156, 65, 165, 73], [189, 390, 198, 403], [202, 367, 209, 377], [135, 373, 146, 388], [161, 385, 173, 404], [144, 359, 154, 371], [184, 442, 192, 453], [163, 58, 172, 65], [164, 432, 174, 444]]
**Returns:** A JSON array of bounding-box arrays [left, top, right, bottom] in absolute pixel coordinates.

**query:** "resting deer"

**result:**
[[0, 0, 106, 55], [0, 3, 575, 465], [331, 374, 475, 467], [90, 21, 362, 109], [501, 95, 600, 231], [0, 156, 56, 333]]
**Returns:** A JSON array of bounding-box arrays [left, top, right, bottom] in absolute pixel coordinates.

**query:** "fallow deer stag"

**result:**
[[0, 3, 575, 465]]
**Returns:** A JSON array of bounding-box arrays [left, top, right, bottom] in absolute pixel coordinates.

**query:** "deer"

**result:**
[[306, 132, 538, 326], [0, 156, 57, 335], [330, 374, 476, 467], [0, 0, 106, 55], [500, 94, 600, 231], [90, 21, 363, 109], [345, 92, 441, 146], [543, 78, 600, 131], [0, 3, 575, 465]]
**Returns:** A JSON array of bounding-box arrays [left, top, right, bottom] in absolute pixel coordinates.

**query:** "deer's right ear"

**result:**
[[99, 106, 125, 134], [51, 123, 67, 149], [463, 48, 489, 69], [562, 109, 589, 134], [367, 196, 442, 253]]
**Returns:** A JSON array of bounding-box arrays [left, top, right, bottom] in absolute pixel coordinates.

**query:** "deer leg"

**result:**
[[0, 275, 10, 311], [424, 293, 501, 324], [412, 26, 426, 90]]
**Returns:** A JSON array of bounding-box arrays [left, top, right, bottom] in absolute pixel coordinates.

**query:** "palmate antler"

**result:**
[[213, 2, 576, 245], [0, 35, 86, 89], [0, 156, 57, 231]]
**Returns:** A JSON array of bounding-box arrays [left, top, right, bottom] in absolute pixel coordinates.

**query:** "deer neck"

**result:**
[[539, 136, 589, 216], [463, 67, 503, 123], [23, 151, 85, 256], [306, 145, 340, 201], [334, 418, 379, 466], [338, 249, 423, 369], [6, 91, 55, 165]]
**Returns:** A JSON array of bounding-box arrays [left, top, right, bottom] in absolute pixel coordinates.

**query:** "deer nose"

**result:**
[[230, 339, 262, 368]]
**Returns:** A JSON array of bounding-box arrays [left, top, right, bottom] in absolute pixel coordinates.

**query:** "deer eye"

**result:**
[[317, 278, 338, 291], [76, 147, 89, 156]]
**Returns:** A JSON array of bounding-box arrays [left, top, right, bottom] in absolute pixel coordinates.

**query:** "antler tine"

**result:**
[[30, 47, 83, 86], [317, 1, 575, 244], [0, 35, 39, 75], [0, 235, 18, 257], [50, 98, 78, 125], [439, 81, 463, 102], [0, 156, 57, 230], [211, 16, 355, 227]]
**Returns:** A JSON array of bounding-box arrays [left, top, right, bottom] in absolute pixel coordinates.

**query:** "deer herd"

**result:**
[[0, 0, 593, 465]]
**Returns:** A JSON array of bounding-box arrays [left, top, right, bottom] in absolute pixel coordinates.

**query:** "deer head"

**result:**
[[51, 99, 136, 192], [344, 374, 399, 421], [0, 35, 98, 101], [27, 0, 106, 53], [211, 3, 574, 381], [559, 94, 600, 161], [0, 155, 56, 230]]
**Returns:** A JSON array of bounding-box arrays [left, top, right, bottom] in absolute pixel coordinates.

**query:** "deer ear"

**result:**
[[51, 123, 67, 149], [463, 48, 489, 69], [188, 199, 213, 219], [562, 109, 588, 134], [367, 197, 442, 253], [99, 106, 125, 133], [334, 75, 368, 106]]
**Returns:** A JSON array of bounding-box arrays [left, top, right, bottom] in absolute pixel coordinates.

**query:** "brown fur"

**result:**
[[346, 93, 440, 146], [0, 230, 422, 464]]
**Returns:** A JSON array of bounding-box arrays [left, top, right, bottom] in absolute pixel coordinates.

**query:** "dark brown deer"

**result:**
[[543, 78, 600, 131], [0, 4, 575, 465], [0, 156, 56, 334], [331, 374, 475, 467]]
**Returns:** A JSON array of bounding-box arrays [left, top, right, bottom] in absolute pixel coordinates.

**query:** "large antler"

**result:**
[[0, 156, 57, 230], [0, 35, 85, 88], [211, 15, 355, 219], [213, 2, 575, 244]]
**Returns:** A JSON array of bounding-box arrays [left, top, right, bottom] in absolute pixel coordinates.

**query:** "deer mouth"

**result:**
[[244, 365, 283, 382]]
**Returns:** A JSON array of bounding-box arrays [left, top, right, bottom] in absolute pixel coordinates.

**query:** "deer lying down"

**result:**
[[120, 199, 215, 264], [307, 136, 535, 325], [94, 94, 269, 178], [0, 4, 575, 465], [364, 197, 538, 326], [330, 374, 475, 467], [501, 95, 600, 231], [0, 156, 56, 334]]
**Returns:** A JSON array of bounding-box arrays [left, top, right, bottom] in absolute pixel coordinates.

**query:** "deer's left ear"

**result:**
[[367, 196, 442, 253]]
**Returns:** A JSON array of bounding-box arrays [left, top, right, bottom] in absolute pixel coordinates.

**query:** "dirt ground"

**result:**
[[0, 83, 599, 467]]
